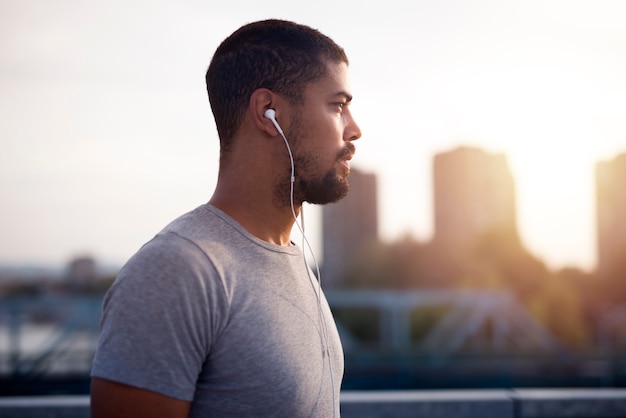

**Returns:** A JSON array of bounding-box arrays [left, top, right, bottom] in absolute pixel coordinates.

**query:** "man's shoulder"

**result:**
[[110, 206, 234, 301], [161, 204, 245, 247], [124, 204, 253, 277]]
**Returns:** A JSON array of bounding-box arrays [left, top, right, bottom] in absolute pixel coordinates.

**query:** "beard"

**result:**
[[295, 156, 350, 205], [273, 114, 353, 207], [273, 148, 351, 207]]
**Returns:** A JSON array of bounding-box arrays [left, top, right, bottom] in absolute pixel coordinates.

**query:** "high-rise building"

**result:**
[[322, 168, 378, 287], [433, 146, 517, 248], [595, 153, 626, 273]]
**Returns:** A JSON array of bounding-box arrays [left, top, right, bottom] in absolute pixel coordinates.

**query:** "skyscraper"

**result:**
[[322, 168, 378, 287], [433, 146, 517, 248], [595, 153, 626, 273]]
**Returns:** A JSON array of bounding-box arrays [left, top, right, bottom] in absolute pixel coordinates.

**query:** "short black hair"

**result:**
[[206, 19, 348, 155]]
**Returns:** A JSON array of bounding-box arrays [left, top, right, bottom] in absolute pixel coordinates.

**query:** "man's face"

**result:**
[[282, 61, 362, 205]]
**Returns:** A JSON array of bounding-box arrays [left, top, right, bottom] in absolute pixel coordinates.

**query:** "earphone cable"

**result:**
[[278, 128, 337, 417]]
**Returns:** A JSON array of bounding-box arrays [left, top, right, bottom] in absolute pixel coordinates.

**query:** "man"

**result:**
[[90, 19, 361, 417]]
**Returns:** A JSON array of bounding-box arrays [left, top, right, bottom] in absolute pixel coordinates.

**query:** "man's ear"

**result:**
[[250, 88, 280, 137]]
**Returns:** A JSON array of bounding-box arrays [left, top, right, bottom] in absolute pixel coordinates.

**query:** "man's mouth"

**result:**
[[339, 149, 354, 173], [340, 144, 355, 163]]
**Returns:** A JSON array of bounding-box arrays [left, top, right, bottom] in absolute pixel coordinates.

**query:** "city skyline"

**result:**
[[3, 146, 623, 276], [2, 1, 626, 272]]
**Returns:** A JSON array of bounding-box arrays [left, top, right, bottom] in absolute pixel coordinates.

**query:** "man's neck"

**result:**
[[209, 188, 298, 246]]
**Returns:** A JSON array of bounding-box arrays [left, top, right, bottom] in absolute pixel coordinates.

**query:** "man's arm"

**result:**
[[90, 377, 191, 418]]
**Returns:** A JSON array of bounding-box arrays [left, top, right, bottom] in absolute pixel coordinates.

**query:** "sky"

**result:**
[[1, 0, 625, 272]]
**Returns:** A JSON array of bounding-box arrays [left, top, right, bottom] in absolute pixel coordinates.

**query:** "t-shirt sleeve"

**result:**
[[91, 232, 226, 401]]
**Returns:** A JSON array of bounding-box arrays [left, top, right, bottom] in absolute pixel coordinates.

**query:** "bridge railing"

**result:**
[[2, 389, 626, 418]]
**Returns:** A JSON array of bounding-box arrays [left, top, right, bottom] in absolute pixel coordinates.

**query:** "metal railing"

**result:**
[[2, 389, 626, 418]]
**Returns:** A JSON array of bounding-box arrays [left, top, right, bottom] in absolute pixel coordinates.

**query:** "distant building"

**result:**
[[322, 168, 378, 287], [595, 153, 626, 273], [433, 146, 518, 248], [67, 256, 97, 285]]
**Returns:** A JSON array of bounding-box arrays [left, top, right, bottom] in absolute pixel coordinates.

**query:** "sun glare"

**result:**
[[429, 61, 609, 271]]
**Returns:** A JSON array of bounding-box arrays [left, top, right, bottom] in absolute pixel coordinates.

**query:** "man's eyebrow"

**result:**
[[330, 91, 353, 102]]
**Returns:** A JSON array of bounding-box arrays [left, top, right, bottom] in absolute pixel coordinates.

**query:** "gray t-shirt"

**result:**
[[91, 204, 344, 417]]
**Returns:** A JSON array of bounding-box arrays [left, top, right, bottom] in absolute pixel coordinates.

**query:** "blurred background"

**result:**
[[1, 0, 626, 395]]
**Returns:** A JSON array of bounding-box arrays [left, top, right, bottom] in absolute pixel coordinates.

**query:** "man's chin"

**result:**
[[306, 185, 349, 205]]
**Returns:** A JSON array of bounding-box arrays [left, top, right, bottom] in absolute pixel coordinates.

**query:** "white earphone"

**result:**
[[264, 107, 335, 413], [264, 108, 284, 136]]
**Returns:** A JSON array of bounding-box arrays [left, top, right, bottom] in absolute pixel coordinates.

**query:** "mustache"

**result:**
[[338, 142, 356, 161]]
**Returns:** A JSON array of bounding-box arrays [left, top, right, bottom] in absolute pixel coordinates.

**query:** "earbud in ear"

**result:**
[[264, 108, 276, 120], [264, 108, 284, 136]]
